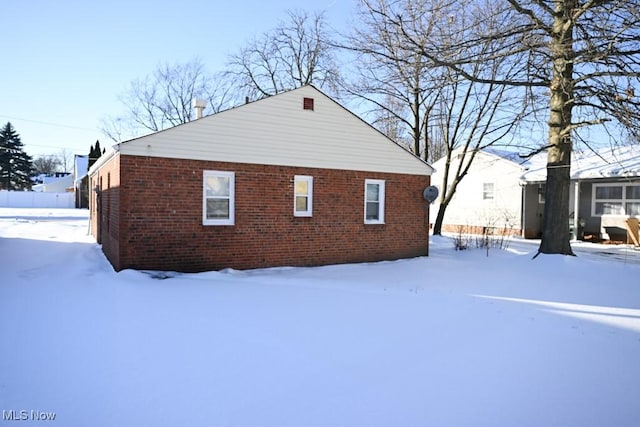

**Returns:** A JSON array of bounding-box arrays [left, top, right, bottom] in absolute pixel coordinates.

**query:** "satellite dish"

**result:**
[[423, 186, 439, 203]]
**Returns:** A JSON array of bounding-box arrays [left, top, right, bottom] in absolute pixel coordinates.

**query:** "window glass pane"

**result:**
[[538, 184, 546, 203], [366, 201, 379, 220], [366, 184, 379, 202], [626, 185, 640, 199], [295, 180, 308, 195], [295, 196, 308, 211], [206, 199, 229, 219], [206, 176, 230, 197], [626, 202, 640, 216], [595, 202, 623, 215], [483, 183, 494, 200], [595, 186, 622, 199]]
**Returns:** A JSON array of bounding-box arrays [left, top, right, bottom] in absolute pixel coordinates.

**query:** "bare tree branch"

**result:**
[[225, 10, 341, 100], [99, 58, 232, 141]]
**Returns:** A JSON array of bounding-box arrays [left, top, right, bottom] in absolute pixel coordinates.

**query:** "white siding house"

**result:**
[[429, 149, 527, 233]]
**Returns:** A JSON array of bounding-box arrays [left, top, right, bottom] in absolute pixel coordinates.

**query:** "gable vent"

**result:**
[[303, 97, 314, 111]]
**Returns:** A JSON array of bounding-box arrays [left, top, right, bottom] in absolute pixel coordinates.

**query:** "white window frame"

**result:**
[[482, 182, 495, 200], [626, 184, 640, 217], [203, 170, 235, 226], [592, 182, 640, 217], [294, 175, 313, 217], [364, 179, 385, 224]]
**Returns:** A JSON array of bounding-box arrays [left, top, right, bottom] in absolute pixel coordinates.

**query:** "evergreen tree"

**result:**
[[88, 140, 104, 169], [0, 122, 33, 190]]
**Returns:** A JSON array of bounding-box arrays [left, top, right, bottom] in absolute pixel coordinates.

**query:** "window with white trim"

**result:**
[[364, 179, 385, 224], [294, 175, 313, 217], [592, 183, 640, 216], [626, 185, 640, 216], [482, 182, 495, 200], [203, 171, 235, 225]]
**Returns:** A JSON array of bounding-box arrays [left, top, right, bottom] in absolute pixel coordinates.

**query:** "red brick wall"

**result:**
[[90, 154, 121, 269], [102, 155, 430, 272], [438, 223, 521, 236]]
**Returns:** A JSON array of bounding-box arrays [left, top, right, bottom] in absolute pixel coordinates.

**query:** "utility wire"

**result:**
[[0, 114, 99, 132]]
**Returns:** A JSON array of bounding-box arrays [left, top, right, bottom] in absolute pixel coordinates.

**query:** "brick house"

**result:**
[[89, 85, 434, 272]]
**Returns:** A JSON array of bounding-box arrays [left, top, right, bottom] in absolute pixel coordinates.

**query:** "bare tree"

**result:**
[[343, 0, 448, 163], [346, 0, 526, 234], [33, 149, 73, 176], [378, 0, 640, 255], [431, 64, 527, 234], [99, 116, 128, 144], [226, 10, 341, 100], [100, 58, 233, 141], [33, 155, 62, 176], [58, 148, 73, 173]]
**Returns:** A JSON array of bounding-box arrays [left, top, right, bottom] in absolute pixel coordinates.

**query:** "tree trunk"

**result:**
[[538, 0, 576, 256], [432, 200, 450, 235], [413, 86, 421, 157], [538, 147, 574, 255]]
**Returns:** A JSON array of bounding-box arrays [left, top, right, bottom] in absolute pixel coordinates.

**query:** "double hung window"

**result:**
[[593, 183, 640, 216], [203, 171, 235, 225], [294, 175, 313, 217], [365, 179, 385, 224], [482, 183, 495, 200]]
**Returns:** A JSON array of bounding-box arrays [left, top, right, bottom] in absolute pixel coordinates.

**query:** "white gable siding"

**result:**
[[430, 150, 524, 230], [118, 86, 432, 176]]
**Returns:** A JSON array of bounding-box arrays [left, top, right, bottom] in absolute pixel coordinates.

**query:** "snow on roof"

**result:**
[[482, 148, 530, 166], [573, 145, 640, 179], [520, 145, 640, 182]]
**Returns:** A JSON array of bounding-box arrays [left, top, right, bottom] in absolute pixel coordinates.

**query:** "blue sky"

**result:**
[[1, 0, 355, 160]]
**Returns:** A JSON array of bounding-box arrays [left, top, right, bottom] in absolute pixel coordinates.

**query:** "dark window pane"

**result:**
[[295, 196, 308, 212], [626, 186, 640, 199], [366, 201, 379, 220], [595, 186, 622, 199], [206, 199, 229, 219]]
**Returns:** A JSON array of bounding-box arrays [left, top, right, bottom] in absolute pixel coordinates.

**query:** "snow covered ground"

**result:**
[[1, 208, 639, 427]]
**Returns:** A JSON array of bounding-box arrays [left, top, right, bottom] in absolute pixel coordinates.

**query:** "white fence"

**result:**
[[0, 191, 75, 208]]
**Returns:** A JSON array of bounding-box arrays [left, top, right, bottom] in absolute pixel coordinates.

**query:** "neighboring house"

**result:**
[[88, 85, 434, 272], [32, 172, 72, 193], [28, 156, 88, 208], [521, 145, 640, 241], [73, 154, 89, 208], [430, 145, 640, 241], [429, 148, 526, 235]]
